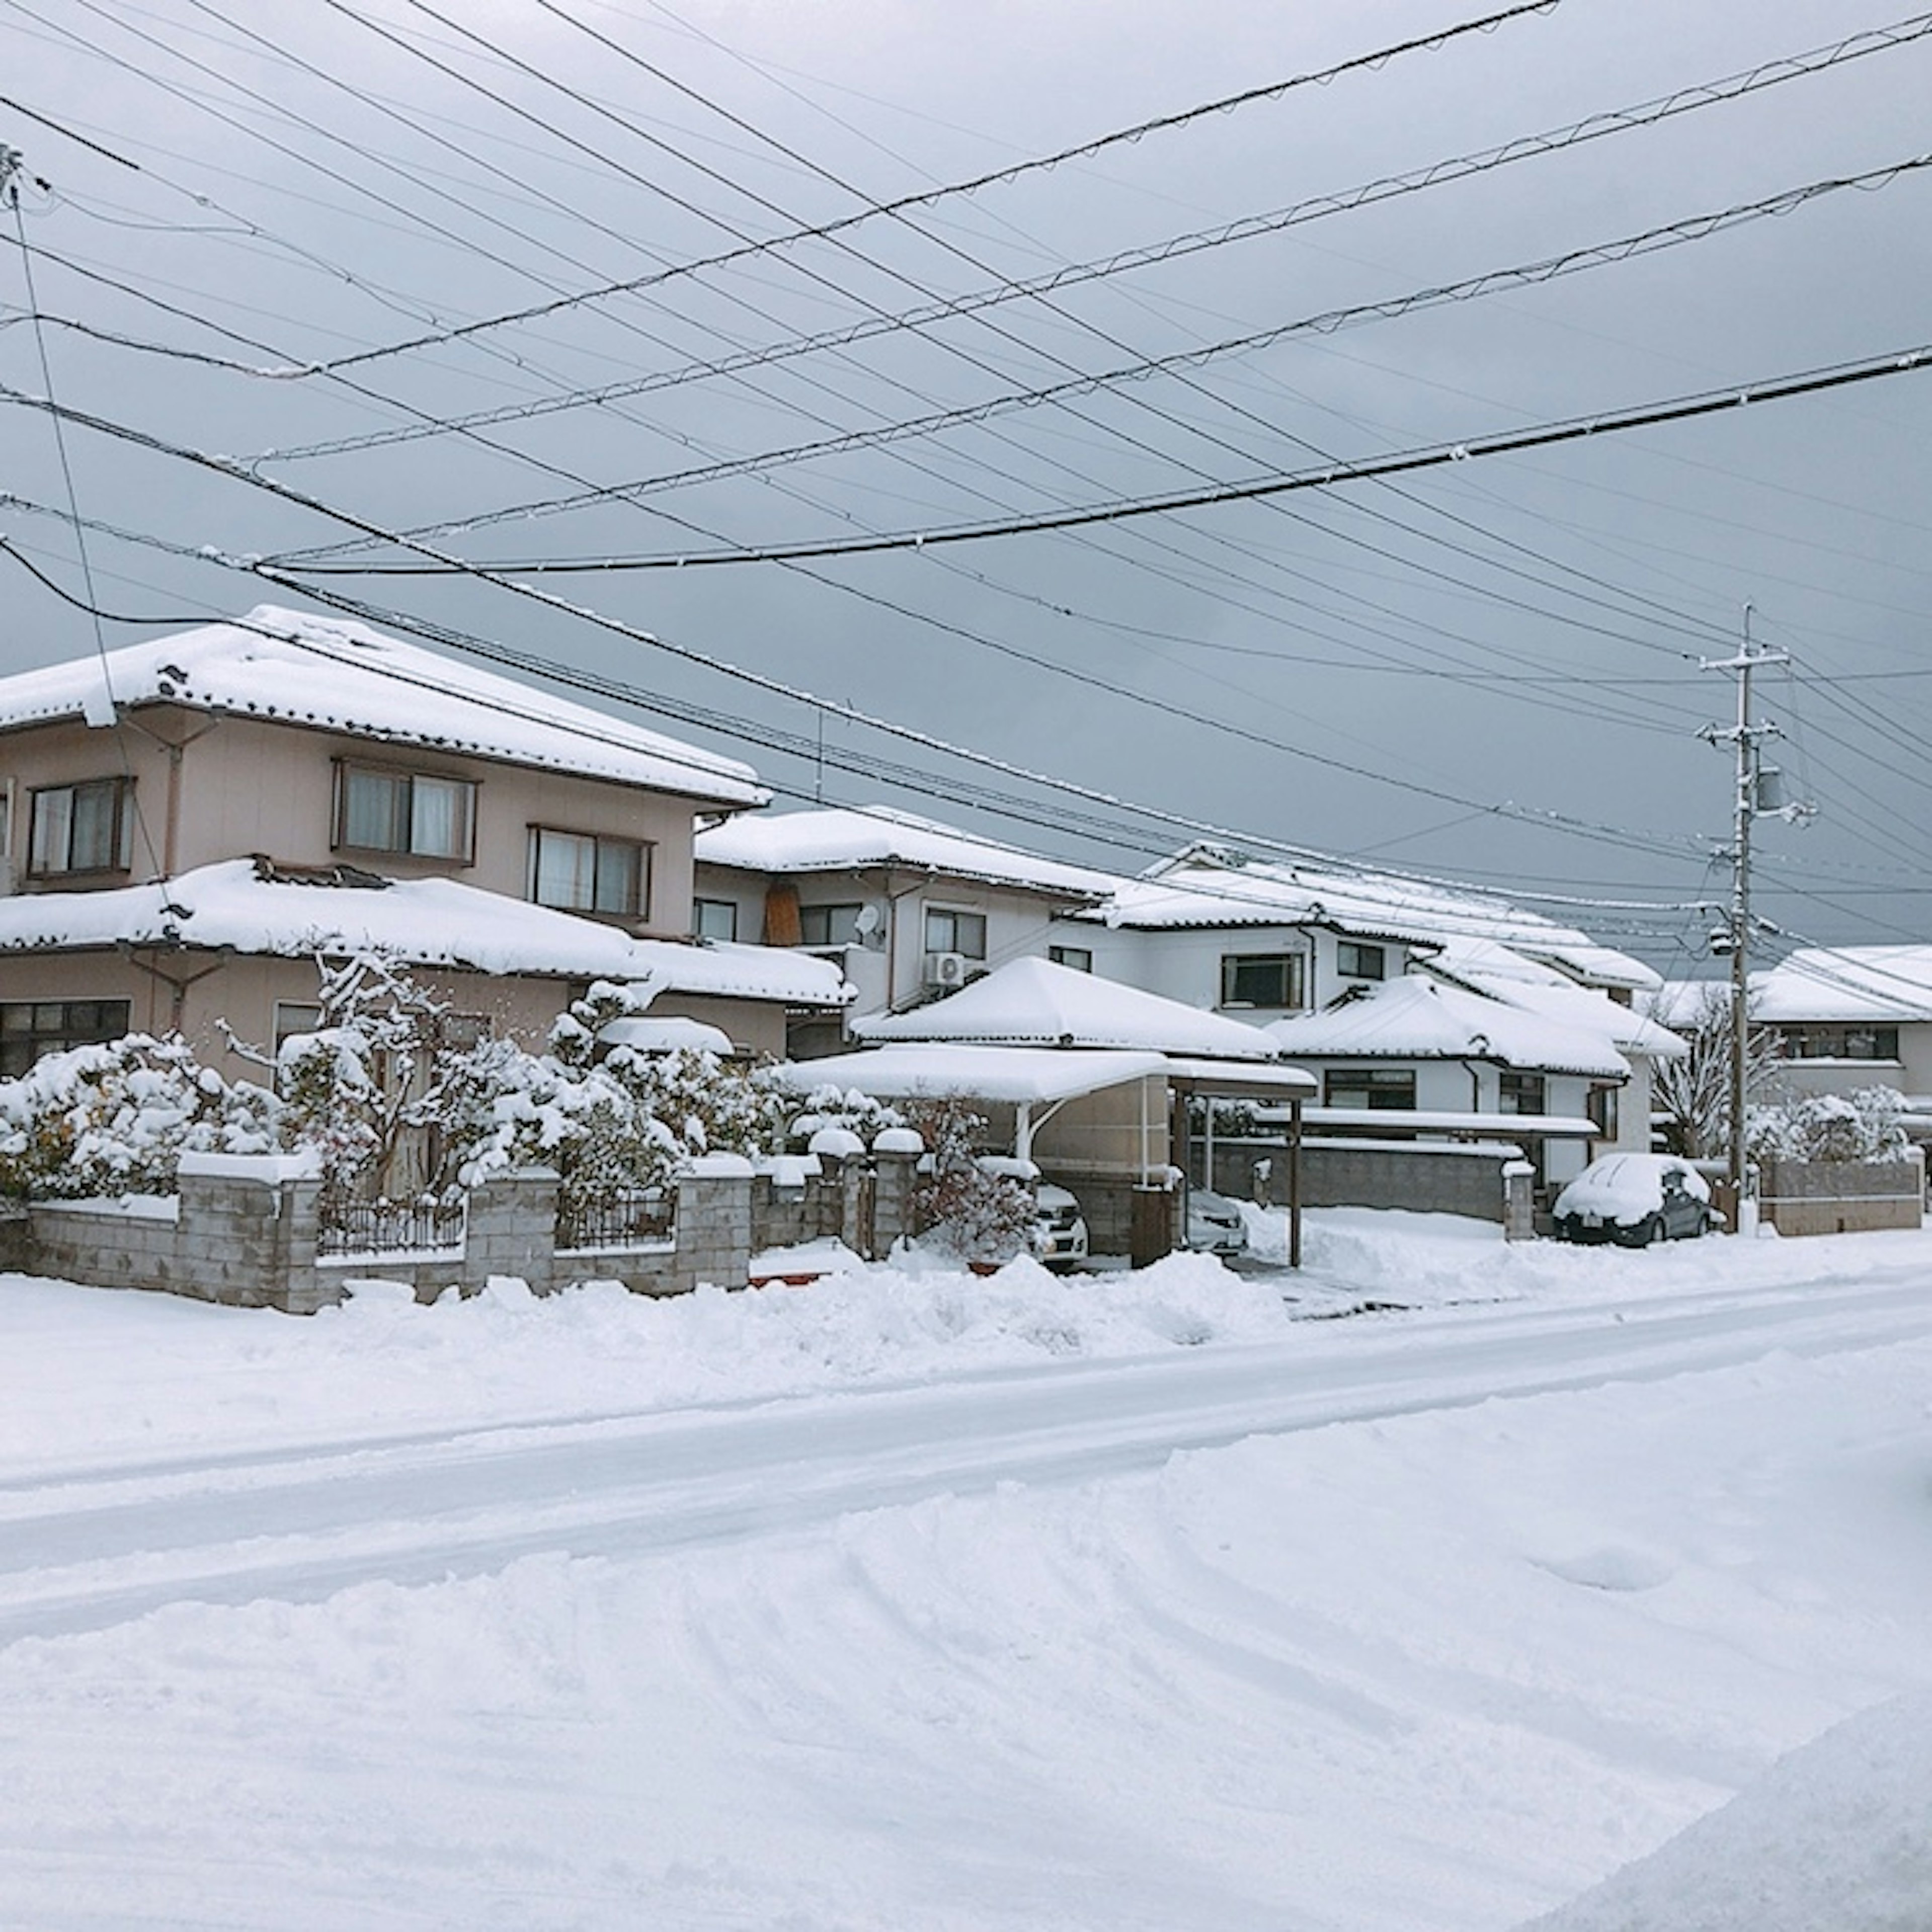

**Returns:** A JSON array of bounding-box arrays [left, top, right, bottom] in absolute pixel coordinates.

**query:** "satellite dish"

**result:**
[[853, 904, 883, 942]]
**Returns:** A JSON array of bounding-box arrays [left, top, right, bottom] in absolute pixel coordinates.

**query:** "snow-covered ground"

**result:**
[[3, 1211, 1930, 1929]]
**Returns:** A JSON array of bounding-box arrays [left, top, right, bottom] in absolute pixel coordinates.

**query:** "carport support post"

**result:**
[[1288, 1099, 1302, 1269]]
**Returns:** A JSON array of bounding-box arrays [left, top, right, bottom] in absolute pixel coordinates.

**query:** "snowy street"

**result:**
[[2, 1219, 1930, 1929]]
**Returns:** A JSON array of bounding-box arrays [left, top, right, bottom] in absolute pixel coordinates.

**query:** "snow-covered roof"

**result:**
[[1088, 847, 1658, 991], [695, 806, 1115, 899], [0, 605, 766, 809], [1263, 975, 1630, 1079], [1749, 947, 1932, 1024], [1428, 940, 1686, 1061], [857, 956, 1280, 1060], [0, 859, 847, 1006], [775, 1043, 1170, 1106]]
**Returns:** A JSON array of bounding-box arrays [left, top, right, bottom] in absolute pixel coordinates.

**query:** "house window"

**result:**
[[1335, 940, 1386, 982], [27, 777, 134, 877], [693, 897, 738, 942], [1049, 944, 1092, 973], [0, 999, 130, 1077], [798, 902, 865, 947], [1498, 1071, 1547, 1116], [1778, 1023, 1900, 1061], [925, 908, 987, 959], [1220, 952, 1304, 1010], [1324, 1067, 1415, 1110], [1587, 1083, 1620, 1141], [528, 827, 647, 918], [335, 764, 475, 862]]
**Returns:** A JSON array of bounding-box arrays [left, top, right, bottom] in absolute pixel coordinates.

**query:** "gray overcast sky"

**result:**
[[5, 0, 1930, 972]]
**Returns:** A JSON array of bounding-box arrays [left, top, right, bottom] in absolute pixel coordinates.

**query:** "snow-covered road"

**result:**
[[6, 1262, 1928, 1645], [3, 1222, 1930, 1931]]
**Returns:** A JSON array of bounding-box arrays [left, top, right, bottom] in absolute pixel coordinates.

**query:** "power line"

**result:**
[[0, 383, 1720, 869], [290, 1, 1564, 377], [258, 10, 1932, 459], [269, 339, 1932, 573], [273, 154, 1932, 557]]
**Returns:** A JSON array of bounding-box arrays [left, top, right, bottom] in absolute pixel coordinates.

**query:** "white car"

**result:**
[[1030, 1183, 1090, 1271], [1185, 1186, 1249, 1258], [1551, 1154, 1719, 1247]]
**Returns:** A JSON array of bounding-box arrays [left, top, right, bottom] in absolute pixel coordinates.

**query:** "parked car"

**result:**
[[1029, 1183, 1090, 1271], [1185, 1186, 1250, 1258], [1551, 1154, 1718, 1247]]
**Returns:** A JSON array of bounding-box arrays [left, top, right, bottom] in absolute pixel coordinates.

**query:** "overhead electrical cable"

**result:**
[[275, 153, 1932, 559], [273, 1, 1564, 378], [267, 340, 1932, 573], [0, 378, 1718, 865], [257, 10, 1932, 453]]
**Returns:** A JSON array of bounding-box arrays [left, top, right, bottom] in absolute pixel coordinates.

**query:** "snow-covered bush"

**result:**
[[775, 1082, 905, 1152], [0, 1035, 275, 1200], [1747, 1087, 1912, 1165], [902, 1096, 1034, 1266]]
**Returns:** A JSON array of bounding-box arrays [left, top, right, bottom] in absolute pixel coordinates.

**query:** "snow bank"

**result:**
[[1517, 1692, 1932, 1931]]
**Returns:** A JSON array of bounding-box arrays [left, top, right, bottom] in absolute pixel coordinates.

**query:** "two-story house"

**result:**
[[691, 805, 1115, 1055], [1073, 845, 1674, 1173], [0, 605, 845, 1073]]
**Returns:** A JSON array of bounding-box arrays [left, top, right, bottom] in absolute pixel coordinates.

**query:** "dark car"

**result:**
[[1551, 1154, 1719, 1247]]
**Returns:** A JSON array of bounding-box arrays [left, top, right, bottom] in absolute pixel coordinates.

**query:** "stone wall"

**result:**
[[1757, 1152, 1924, 1237], [19, 1145, 925, 1314]]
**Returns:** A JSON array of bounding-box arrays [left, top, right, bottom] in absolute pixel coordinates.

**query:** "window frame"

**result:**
[[1586, 1083, 1620, 1141], [1219, 951, 1304, 1011], [692, 897, 739, 943], [924, 906, 988, 960], [1778, 1022, 1901, 1062], [332, 761, 477, 864], [0, 998, 132, 1077], [1498, 1069, 1547, 1116], [526, 824, 649, 920], [1048, 943, 1093, 973], [26, 776, 135, 878], [1335, 940, 1386, 982], [798, 901, 866, 948], [1323, 1066, 1416, 1111]]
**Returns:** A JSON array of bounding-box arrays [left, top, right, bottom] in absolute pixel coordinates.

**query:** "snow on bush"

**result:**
[[1747, 1086, 1912, 1165], [0, 1034, 275, 1200], [901, 1095, 1035, 1265]]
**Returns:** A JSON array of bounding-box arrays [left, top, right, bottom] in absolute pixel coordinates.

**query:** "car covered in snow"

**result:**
[[1550, 1154, 1719, 1248], [1029, 1183, 1090, 1271], [1184, 1186, 1250, 1259]]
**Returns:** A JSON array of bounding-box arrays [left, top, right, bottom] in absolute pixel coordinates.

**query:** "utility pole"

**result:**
[[1699, 606, 1807, 1215]]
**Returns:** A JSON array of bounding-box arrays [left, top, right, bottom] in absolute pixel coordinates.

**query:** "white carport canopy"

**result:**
[[776, 1043, 1171, 1168]]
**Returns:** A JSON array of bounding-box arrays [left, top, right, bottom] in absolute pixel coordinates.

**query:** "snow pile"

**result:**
[[1518, 1692, 1932, 1931]]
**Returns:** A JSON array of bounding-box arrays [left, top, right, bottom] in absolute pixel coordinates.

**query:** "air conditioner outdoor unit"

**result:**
[[923, 950, 968, 990]]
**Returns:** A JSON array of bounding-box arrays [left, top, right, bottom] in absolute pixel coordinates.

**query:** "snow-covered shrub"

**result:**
[[772, 1081, 904, 1153], [0, 1035, 275, 1200], [1747, 1086, 1911, 1165], [901, 1096, 1034, 1266]]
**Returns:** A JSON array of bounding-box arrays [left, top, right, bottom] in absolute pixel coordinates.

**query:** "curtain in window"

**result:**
[[342, 769, 401, 850], [534, 830, 596, 908], [30, 788, 72, 872], [68, 782, 119, 870], [594, 839, 640, 915], [411, 776, 469, 858]]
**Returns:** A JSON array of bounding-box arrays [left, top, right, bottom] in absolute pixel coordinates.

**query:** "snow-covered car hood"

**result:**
[[1553, 1154, 1711, 1226]]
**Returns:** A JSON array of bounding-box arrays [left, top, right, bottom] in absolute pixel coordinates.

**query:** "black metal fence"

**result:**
[[555, 1187, 676, 1252], [317, 1193, 468, 1258]]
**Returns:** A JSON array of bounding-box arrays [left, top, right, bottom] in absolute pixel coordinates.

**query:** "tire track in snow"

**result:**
[[3, 1275, 1929, 1648]]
